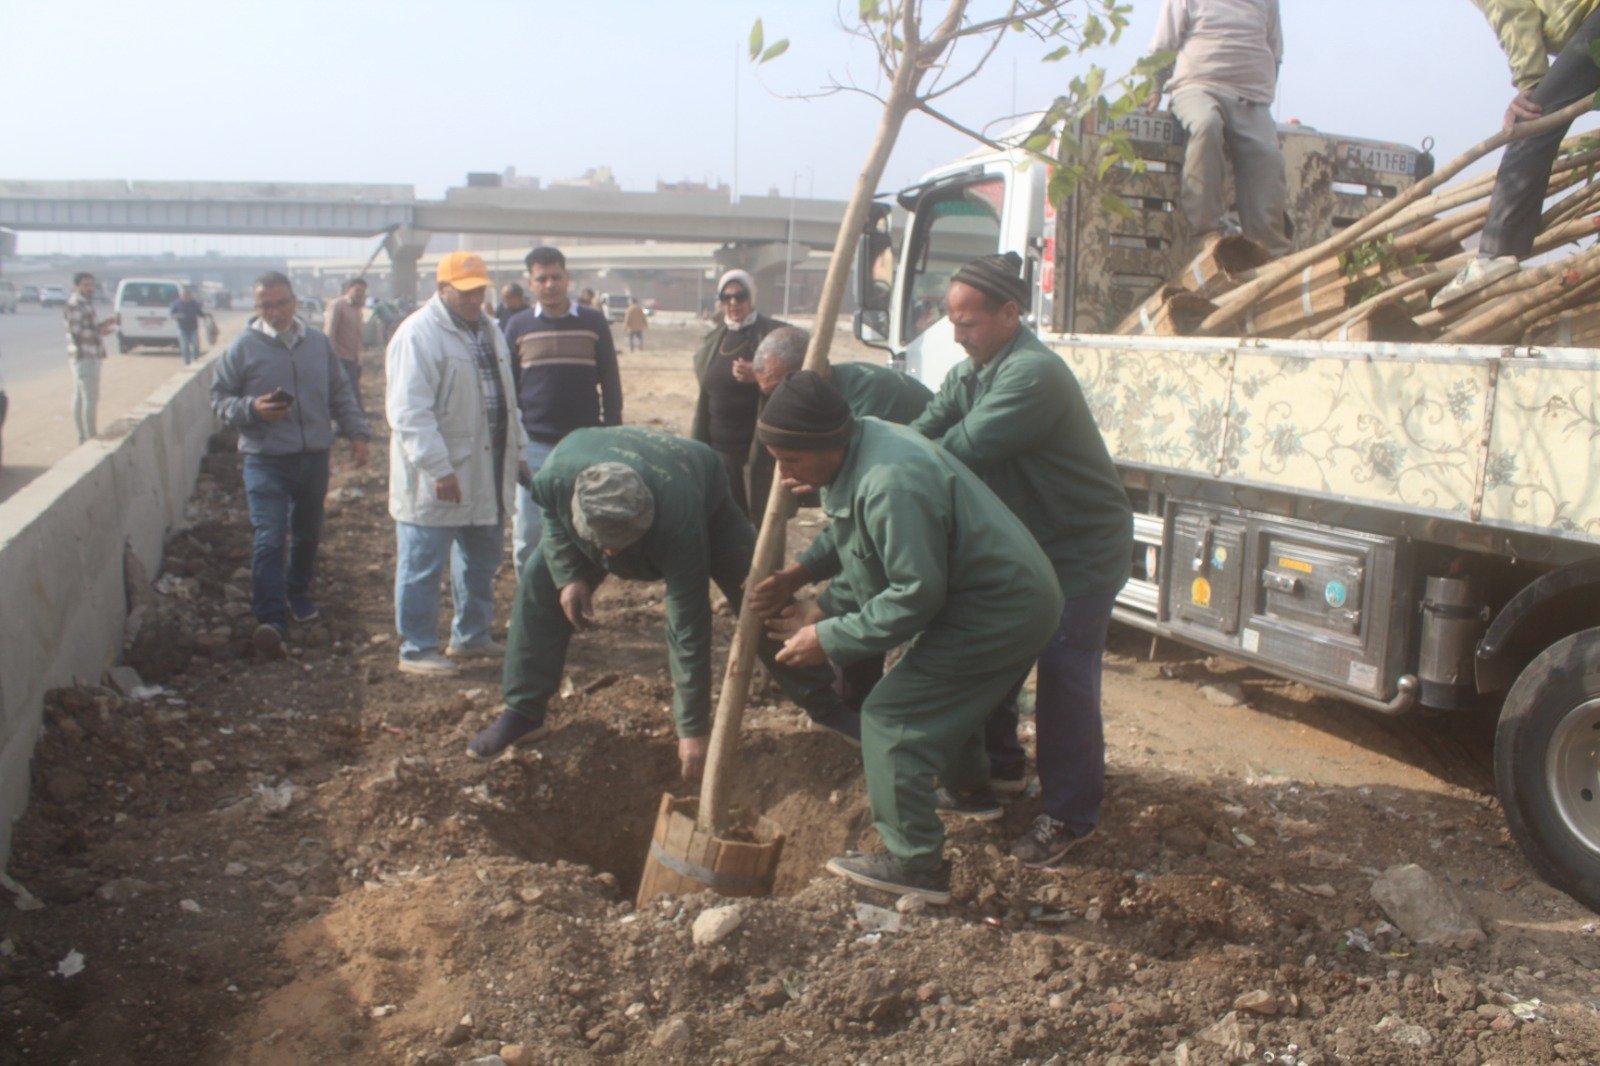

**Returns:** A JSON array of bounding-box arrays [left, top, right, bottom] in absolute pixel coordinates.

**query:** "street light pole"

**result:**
[[783, 172, 797, 317]]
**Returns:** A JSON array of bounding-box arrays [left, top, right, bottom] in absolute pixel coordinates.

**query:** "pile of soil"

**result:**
[[4, 327, 1599, 1065]]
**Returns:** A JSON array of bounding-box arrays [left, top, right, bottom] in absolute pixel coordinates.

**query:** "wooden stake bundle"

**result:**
[[1114, 285, 1217, 335], [1174, 235, 1270, 299]]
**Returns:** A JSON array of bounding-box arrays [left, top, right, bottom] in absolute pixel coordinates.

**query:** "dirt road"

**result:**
[[3, 324, 1598, 1065]]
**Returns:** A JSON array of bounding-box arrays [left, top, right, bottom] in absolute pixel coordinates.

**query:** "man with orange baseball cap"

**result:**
[[385, 252, 531, 676]]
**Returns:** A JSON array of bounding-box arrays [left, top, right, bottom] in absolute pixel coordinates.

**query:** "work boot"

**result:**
[[467, 710, 550, 760], [825, 851, 951, 905], [1430, 255, 1519, 309], [289, 597, 319, 623], [934, 785, 1004, 822], [253, 622, 287, 660], [446, 638, 506, 661], [807, 707, 862, 747], [1010, 814, 1095, 868], [398, 650, 460, 677], [988, 763, 1031, 795]]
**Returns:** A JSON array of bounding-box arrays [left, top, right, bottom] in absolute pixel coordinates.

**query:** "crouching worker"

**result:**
[[468, 425, 861, 770], [753, 373, 1063, 905]]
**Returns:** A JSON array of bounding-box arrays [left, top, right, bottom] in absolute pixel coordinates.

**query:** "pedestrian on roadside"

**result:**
[[502, 246, 623, 573], [909, 252, 1133, 868], [495, 282, 529, 333], [623, 299, 648, 352], [169, 286, 212, 367], [578, 288, 597, 309], [323, 277, 369, 411], [752, 373, 1063, 904], [469, 425, 859, 764], [211, 272, 371, 659], [386, 252, 530, 677], [63, 272, 118, 443], [690, 269, 788, 518]]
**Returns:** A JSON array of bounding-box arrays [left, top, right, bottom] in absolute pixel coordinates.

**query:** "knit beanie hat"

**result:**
[[756, 371, 855, 451], [951, 251, 1028, 307], [571, 462, 655, 549]]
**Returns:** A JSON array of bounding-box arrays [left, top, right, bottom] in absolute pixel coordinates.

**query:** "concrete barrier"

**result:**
[[0, 361, 217, 870]]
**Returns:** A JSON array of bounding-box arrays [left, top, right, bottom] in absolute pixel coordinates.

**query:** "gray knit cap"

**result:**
[[571, 463, 654, 549]]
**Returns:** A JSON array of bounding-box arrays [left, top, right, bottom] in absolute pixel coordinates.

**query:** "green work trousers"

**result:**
[[862, 648, 1040, 872]]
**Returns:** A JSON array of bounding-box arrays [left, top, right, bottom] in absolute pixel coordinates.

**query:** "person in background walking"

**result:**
[[64, 272, 118, 443], [495, 282, 529, 333], [170, 286, 212, 367], [211, 272, 371, 659], [690, 269, 787, 518], [323, 277, 369, 411], [623, 299, 648, 352]]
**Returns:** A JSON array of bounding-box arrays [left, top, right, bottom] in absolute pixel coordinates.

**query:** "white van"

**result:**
[[113, 278, 185, 353]]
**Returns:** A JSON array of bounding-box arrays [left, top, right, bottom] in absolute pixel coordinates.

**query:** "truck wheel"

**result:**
[[1496, 627, 1600, 912]]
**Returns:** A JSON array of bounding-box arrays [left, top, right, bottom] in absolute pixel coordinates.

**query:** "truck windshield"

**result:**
[[902, 175, 1005, 344]]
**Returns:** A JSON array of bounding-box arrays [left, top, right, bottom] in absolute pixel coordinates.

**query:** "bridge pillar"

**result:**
[[385, 227, 432, 303]]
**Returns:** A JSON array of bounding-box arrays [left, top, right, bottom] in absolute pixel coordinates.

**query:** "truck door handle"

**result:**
[[1262, 571, 1299, 594]]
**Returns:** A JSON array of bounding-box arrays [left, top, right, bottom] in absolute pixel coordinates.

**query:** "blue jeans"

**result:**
[[395, 520, 504, 657], [511, 438, 558, 574], [178, 327, 200, 366], [243, 452, 330, 627], [985, 590, 1117, 836]]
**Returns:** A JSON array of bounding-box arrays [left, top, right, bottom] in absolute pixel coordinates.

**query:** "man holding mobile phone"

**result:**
[[211, 272, 371, 658]]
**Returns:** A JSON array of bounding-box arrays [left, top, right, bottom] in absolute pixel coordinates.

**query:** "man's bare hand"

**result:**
[[749, 563, 810, 617], [765, 600, 824, 644], [731, 358, 756, 383], [678, 736, 709, 782], [1505, 88, 1542, 130], [252, 395, 292, 423], [775, 623, 826, 668], [435, 473, 462, 503], [1142, 87, 1164, 112], [351, 439, 370, 466], [559, 580, 595, 631]]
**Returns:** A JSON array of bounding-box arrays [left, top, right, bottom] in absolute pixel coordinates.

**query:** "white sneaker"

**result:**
[[398, 650, 460, 677], [1431, 255, 1519, 309], [446, 639, 505, 661]]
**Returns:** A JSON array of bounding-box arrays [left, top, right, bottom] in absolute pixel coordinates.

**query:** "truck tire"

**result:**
[[1496, 626, 1600, 912]]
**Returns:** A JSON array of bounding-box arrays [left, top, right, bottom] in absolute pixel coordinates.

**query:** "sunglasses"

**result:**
[[718, 290, 750, 303]]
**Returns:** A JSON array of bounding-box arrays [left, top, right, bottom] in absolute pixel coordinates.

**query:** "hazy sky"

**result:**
[[4, 0, 1591, 255]]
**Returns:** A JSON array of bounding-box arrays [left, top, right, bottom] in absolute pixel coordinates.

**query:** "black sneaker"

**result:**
[[934, 785, 1004, 822], [989, 764, 1031, 795], [1010, 814, 1095, 867], [467, 710, 550, 760], [808, 707, 862, 747], [289, 597, 319, 623], [253, 622, 287, 659], [825, 851, 951, 905]]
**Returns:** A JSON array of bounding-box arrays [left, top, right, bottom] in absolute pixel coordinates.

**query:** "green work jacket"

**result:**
[[830, 361, 935, 426], [532, 426, 738, 736], [806, 420, 1063, 674], [1472, 0, 1600, 88], [909, 327, 1132, 600]]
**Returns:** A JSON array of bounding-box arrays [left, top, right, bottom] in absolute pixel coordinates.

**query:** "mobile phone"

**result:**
[[267, 387, 295, 406]]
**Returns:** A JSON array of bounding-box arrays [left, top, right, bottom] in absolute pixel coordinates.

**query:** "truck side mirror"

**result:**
[[854, 202, 895, 348]]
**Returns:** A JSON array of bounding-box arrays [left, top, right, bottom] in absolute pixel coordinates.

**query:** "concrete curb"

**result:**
[[0, 360, 217, 870]]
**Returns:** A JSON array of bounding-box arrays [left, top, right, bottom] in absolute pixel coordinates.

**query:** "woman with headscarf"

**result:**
[[690, 268, 788, 517]]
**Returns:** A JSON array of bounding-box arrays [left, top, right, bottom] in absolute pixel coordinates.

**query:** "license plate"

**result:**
[[1336, 143, 1416, 176], [1107, 113, 1184, 146], [139, 316, 165, 326]]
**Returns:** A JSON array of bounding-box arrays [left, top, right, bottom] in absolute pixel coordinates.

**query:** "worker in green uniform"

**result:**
[[910, 251, 1134, 867], [751, 325, 938, 710], [754, 373, 1063, 904], [468, 425, 859, 769]]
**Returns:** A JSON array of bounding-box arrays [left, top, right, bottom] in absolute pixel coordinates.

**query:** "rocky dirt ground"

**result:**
[[3, 324, 1600, 1066]]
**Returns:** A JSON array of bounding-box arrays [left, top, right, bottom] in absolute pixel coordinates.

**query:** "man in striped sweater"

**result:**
[[503, 246, 624, 572]]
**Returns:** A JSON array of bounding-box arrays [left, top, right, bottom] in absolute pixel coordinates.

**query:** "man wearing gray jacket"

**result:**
[[211, 272, 371, 659], [387, 252, 530, 676]]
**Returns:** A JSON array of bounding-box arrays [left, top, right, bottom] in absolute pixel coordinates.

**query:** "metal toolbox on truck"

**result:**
[[1165, 505, 1249, 638]]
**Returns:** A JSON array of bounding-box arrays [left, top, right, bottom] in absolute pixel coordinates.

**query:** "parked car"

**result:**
[[113, 278, 185, 353], [38, 285, 68, 307], [19, 284, 38, 304], [0, 281, 17, 313]]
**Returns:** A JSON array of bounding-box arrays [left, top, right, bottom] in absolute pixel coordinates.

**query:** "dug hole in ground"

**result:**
[[3, 325, 1599, 1065]]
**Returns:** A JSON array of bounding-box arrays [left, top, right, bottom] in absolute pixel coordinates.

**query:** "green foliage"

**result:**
[[1341, 235, 1429, 304]]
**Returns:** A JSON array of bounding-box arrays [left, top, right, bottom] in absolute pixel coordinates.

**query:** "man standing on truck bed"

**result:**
[[1147, 0, 1293, 258], [908, 252, 1133, 868], [1433, 1, 1600, 307]]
